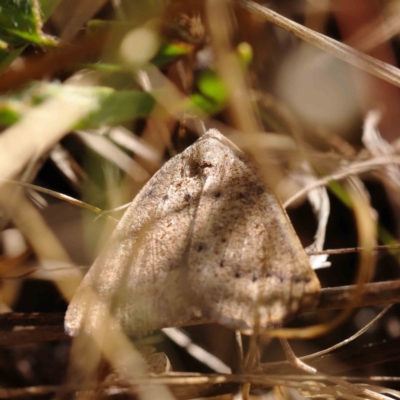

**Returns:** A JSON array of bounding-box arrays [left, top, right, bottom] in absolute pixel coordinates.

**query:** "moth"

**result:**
[[65, 129, 320, 337]]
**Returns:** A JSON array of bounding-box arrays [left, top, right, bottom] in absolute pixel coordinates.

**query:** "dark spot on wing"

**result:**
[[196, 243, 205, 252], [252, 274, 258, 282], [214, 191, 222, 198], [293, 276, 303, 284], [184, 193, 192, 202], [235, 272, 241, 278], [219, 260, 224, 267], [163, 194, 169, 200], [256, 186, 264, 195], [187, 158, 201, 177]]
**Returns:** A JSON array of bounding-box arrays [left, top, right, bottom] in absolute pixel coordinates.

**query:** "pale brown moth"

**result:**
[[65, 129, 320, 337]]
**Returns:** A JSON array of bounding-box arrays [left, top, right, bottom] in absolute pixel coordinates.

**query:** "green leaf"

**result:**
[[79, 90, 154, 128], [0, 1, 61, 72], [190, 69, 229, 114], [198, 69, 228, 104], [0, 83, 155, 128], [0, 101, 20, 125], [0, 0, 57, 48], [39, 0, 62, 20], [81, 63, 123, 73], [189, 93, 221, 115]]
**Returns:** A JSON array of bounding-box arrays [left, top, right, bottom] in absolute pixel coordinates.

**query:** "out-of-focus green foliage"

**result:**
[[0, 0, 61, 70], [0, 83, 155, 128], [0, 0, 57, 47], [190, 43, 253, 114], [88, 18, 193, 68], [83, 41, 192, 72], [152, 42, 192, 66], [79, 89, 154, 128], [191, 69, 229, 114], [237, 42, 253, 68], [39, 0, 62, 19]]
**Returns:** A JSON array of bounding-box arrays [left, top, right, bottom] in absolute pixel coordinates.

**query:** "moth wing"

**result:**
[[185, 130, 320, 333], [65, 148, 206, 337], [66, 129, 320, 337]]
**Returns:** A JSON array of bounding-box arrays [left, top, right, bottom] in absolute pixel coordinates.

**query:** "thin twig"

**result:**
[[0, 281, 398, 332], [0, 179, 118, 223], [265, 305, 391, 371], [262, 337, 400, 376], [307, 243, 400, 256], [313, 280, 400, 311]]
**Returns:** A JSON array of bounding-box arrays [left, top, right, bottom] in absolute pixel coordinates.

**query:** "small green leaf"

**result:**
[[190, 69, 229, 114], [198, 69, 228, 104], [237, 42, 253, 68], [81, 63, 123, 73], [151, 42, 192, 66], [189, 93, 220, 114], [0, 0, 57, 48], [0, 101, 21, 125]]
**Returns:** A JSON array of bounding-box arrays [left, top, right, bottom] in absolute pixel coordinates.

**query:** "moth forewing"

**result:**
[[65, 129, 320, 338]]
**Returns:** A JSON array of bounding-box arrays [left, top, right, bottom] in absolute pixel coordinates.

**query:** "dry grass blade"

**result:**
[[64, 288, 176, 400], [0, 90, 97, 182], [235, 0, 400, 88], [264, 305, 391, 370], [0, 87, 97, 305], [107, 126, 162, 166], [76, 130, 151, 182], [49, 144, 81, 188], [284, 155, 400, 208], [263, 181, 377, 339], [162, 328, 231, 374], [0, 178, 118, 223], [307, 243, 400, 256], [294, 166, 331, 270], [1, 375, 400, 400]]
